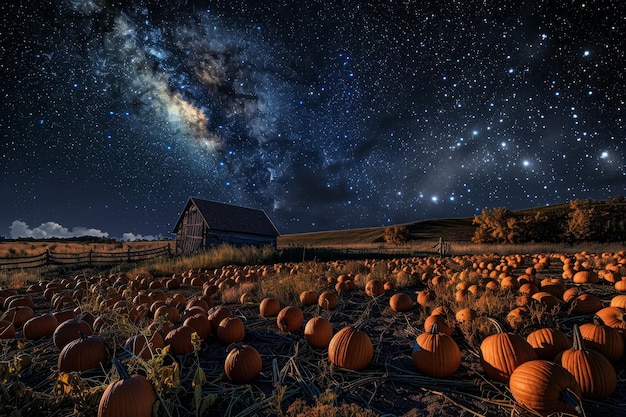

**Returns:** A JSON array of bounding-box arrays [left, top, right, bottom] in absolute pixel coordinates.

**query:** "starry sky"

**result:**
[[2, 0, 625, 240]]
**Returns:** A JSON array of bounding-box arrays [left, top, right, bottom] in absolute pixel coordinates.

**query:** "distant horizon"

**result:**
[[3, 195, 622, 241]]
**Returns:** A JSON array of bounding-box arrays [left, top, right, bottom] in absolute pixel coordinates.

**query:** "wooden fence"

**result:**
[[0, 245, 172, 270]]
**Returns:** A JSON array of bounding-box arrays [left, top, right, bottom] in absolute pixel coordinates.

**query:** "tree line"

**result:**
[[382, 196, 626, 245], [471, 196, 626, 244]]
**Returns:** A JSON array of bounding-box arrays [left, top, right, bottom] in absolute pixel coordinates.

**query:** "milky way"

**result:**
[[2, 0, 625, 238]]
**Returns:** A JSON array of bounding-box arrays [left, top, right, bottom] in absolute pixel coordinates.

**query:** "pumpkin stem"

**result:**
[[112, 357, 131, 380], [486, 317, 506, 334], [571, 324, 586, 351], [592, 314, 605, 326], [429, 322, 439, 334], [560, 388, 584, 416]]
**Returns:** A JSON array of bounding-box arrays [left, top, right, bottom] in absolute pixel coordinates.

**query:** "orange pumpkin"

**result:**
[[224, 344, 263, 383], [208, 306, 233, 332], [53, 318, 93, 350], [98, 358, 157, 417], [259, 298, 281, 317], [317, 291, 338, 310], [555, 324, 617, 399], [328, 326, 373, 371], [58, 333, 108, 372], [480, 320, 538, 383], [412, 323, 461, 378], [124, 333, 164, 360], [299, 291, 318, 306], [304, 317, 334, 349], [509, 360, 582, 416], [364, 279, 385, 297], [277, 306, 304, 333], [0, 319, 16, 339], [183, 313, 212, 340], [217, 317, 245, 345], [0, 305, 35, 328], [23, 313, 59, 341], [526, 328, 571, 360], [164, 325, 196, 355], [579, 319, 624, 362], [389, 293, 413, 312]]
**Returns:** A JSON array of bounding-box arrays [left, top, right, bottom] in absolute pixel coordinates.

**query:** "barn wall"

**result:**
[[174, 201, 278, 253]]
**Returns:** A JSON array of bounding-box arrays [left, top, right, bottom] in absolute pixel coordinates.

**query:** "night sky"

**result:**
[[2, 0, 625, 240]]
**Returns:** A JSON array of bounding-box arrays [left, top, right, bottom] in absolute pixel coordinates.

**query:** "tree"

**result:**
[[384, 225, 409, 245], [471, 207, 519, 243], [566, 199, 597, 242]]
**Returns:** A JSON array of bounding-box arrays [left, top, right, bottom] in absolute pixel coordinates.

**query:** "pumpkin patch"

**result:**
[[0, 247, 625, 416]]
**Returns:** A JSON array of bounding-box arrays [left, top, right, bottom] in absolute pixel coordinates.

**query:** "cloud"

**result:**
[[9, 220, 109, 239], [122, 232, 161, 241]]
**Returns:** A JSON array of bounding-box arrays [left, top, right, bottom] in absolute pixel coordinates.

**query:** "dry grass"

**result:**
[[0, 240, 167, 257]]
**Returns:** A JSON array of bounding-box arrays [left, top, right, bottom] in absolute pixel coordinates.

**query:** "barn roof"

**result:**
[[172, 198, 280, 237]]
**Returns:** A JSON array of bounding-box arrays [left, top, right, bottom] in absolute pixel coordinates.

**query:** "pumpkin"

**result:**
[[98, 358, 157, 417], [610, 294, 626, 309], [509, 360, 582, 417], [416, 289, 435, 308], [259, 298, 281, 317], [389, 293, 413, 312], [239, 292, 255, 304], [569, 293, 603, 315], [53, 318, 93, 349], [153, 305, 180, 324], [455, 308, 477, 324], [317, 291, 338, 310], [526, 328, 572, 360], [124, 333, 164, 360], [423, 314, 452, 336], [217, 317, 245, 345], [555, 324, 617, 399], [412, 323, 461, 378], [304, 317, 334, 349], [4, 295, 35, 309], [573, 270, 600, 284], [531, 291, 561, 309], [58, 333, 108, 372], [0, 305, 35, 328], [277, 306, 304, 333], [594, 306, 626, 338], [328, 326, 373, 371], [183, 313, 212, 340], [164, 325, 196, 355], [364, 279, 385, 297], [299, 291, 318, 306], [479, 319, 538, 383], [23, 313, 59, 341], [505, 306, 530, 329], [579, 318, 624, 362], [224, 344, 263, 383], [0, 319, 16, 339], [208, 306, 233, 332]]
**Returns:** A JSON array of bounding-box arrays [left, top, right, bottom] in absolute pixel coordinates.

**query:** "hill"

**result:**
[[277, 198, 626, 247], [278, 216, 475, 247]]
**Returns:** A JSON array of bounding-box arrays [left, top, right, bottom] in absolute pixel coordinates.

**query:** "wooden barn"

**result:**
[[171, 198, 280, 253]]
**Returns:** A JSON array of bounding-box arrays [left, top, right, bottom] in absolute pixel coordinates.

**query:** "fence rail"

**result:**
[[0, 245, 172, 270]]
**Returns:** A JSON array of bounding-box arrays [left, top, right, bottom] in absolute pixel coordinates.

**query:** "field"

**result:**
[[1, 242, 626, 417], [0, 239, 170, 258]]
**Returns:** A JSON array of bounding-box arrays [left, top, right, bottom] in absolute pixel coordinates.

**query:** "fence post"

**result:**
[[46, 249, 50, 266], [128, 248, 131, 262], [89, 250, 92, 266], [167, 243, 171, 257]]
